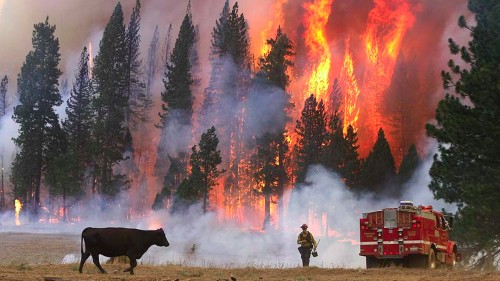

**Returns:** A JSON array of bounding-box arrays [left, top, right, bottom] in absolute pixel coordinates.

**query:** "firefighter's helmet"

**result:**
[[301, 224, 308, 229]]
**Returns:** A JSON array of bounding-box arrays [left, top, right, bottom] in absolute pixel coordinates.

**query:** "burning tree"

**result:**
[[250, 26, 294, 229], [199, 0, 251, 214]]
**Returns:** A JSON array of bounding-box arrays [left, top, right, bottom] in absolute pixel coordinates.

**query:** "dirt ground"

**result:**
[[0, 232, 499, 281]]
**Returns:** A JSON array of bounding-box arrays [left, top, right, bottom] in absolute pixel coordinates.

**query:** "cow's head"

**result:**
[[155, 228, 170, 247]]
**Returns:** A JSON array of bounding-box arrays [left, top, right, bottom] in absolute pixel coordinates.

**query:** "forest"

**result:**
[[0, 0, 498, 269]]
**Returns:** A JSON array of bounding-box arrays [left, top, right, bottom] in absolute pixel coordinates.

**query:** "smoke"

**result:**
[[0, 151, 454, 269], [0, 110, 18, 174]]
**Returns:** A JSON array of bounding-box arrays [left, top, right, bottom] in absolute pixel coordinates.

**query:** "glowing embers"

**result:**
[[303, 0, 334, 102]]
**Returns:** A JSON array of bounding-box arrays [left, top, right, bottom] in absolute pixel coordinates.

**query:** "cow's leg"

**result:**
[[79, 252, 90, 273], [124, 258, 137, 275], [91, 253, 106, 274]]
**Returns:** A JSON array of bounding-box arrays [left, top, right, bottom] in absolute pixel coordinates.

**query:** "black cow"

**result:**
[[79, 227, 169, 274]]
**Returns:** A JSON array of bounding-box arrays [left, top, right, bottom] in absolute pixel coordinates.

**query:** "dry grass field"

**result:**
[[0, 232, 499, 281]]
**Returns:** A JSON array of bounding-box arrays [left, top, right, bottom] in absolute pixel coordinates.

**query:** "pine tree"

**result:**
[[200, 1, 251, 208], [144, 24, 159, 115], [251, 26, 294, 229], [64, 47, 94, 163], [158, 3, 197, 128], [125, 0, 146, 128], [187, 126, 224, 213], [46, 47, 94, 220], [252, 132, 286, 229], [357, 128, 397, 195], [162, 24, 173, 75], [343, 125, 361, 188], [294, 94, 328, 184], [91, 3, 128, 200], [11, 17, 62, 218], [154, 3, 198, 183], [0, 75, 8, 117], [322, 109, 345, 176], [425, 0, 500, 268], [398, 144, 421, 187]]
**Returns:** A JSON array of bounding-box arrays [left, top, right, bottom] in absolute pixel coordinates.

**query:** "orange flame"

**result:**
[[14, 199, 22, 226], [340, 37, 360, 133], [303, 0, 334, 102], [362, 0, 415, 151], [260, 0, 289, 56]]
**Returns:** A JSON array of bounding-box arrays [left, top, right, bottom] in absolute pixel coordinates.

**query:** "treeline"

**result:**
[[2, 0, 419, 222]]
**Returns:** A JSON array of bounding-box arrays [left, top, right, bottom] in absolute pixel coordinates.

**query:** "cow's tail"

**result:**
[[81, 227, 90, 255]]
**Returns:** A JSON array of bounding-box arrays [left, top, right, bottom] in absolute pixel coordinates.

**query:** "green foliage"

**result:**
[[397, 144, 422, 187], [173, 126, 224, 213], [125, 0, 146, 128], [192, 126, 225, 213], [356, 128, 397, 195], [426, 0, 500, 269], [322, 111, 361, 189], [91, 3, 128, 199], [158, 3, 197, 128], [322, 109, 345, 175], [11, 17, 62, 217], [259, 26, 295, 90], [294, 94, 328, 184], [343, 125, 361, 188]]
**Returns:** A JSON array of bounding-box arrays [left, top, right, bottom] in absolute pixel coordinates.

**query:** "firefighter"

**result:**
[[297, 223, 317, 267]]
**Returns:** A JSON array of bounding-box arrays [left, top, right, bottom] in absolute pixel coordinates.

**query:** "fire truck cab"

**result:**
[[359, 201, 460, 269]]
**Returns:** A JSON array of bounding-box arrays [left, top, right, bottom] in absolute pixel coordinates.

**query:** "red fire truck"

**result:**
[[359, 201, 460, 269]]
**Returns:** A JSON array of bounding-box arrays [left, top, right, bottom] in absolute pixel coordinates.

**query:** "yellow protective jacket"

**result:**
[[297, 231, 316, 248]]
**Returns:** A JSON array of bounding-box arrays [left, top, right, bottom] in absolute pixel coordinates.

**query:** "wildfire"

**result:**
[[362, 0, 415, 150], [303, 0, 334, 102], [340, 37, 360, 133], [14, 199, 22, 226], [260, 0, 288, 56]]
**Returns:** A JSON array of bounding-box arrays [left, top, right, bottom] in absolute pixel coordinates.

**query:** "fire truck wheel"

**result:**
[[428, 248, 437, 269], [365, 256, 380, 269]]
